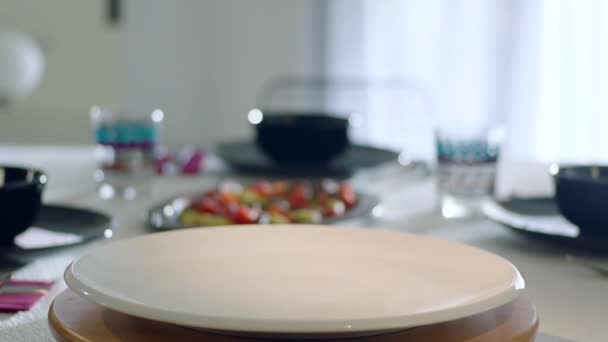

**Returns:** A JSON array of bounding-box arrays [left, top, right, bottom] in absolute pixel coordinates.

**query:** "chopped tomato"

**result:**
[[195, 198, 221, 214], [317, 192, 329, 207], [289, 190, 308, 209], [253, 181, 273, 197], [288, 185, 312, 209], [232, 206, 260, 224], [338, 183, 357, 208]]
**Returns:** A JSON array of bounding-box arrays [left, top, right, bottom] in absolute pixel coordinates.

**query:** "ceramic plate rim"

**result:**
[[64, 226, 525, 335]]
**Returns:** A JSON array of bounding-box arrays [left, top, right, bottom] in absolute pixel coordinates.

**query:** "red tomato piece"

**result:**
[[233, 206, 260, 224], [338, 183, 357, 208], [317, 192, 329, 207], [253, 181, 273, 197], [288, 196, 303, 209], [195, 197, 221, 214], [289, 185, 312, 209]]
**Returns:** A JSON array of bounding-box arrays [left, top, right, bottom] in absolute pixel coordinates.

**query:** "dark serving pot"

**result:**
[[251, 110, 350, 164], [553, 165, 608, 236], [0, 166, 46, 245]]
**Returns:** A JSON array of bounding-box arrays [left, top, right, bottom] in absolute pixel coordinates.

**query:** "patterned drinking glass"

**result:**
[[436, 126, 504, 218], [90, 106, 164, 199]]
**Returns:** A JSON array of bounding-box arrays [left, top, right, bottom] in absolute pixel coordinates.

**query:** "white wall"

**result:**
[[125, 0, 325, 147], [0, 1, 324, 147], [0, 0, 126, 144]]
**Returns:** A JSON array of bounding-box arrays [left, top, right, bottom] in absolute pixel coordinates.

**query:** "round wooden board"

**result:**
[[49, 290, 538, 342]]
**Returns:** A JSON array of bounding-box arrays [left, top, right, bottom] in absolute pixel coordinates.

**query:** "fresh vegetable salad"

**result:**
[[180, 179, 358, 226]]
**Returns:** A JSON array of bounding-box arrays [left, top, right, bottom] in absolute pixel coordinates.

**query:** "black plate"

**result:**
[[215, 140, 399, 177], [483, 197, 608, 251], [148, 191, 380, 231], [0, 204, 112, 254]]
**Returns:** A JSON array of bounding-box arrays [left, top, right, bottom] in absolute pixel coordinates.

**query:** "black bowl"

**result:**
[[252, 111, 349, 164], [0, 166, 46, 245], [553, 165, 608, 236]]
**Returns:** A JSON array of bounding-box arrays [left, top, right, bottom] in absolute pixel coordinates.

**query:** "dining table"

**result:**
[[0, 144, 604, 342]]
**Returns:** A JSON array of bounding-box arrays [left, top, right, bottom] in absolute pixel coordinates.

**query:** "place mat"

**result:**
[[0, 280, 54, 312], [0, 253, 75, 342]]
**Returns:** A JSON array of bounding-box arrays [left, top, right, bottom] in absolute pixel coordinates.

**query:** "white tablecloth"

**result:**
[[0, 145, 601, 341]]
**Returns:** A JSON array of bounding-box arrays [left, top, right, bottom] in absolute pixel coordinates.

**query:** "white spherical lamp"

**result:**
[[0, 31, 45, 104]]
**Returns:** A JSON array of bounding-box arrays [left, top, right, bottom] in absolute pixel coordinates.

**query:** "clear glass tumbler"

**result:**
[[435, 126, 504, 218], [90, 106, 164, 199]]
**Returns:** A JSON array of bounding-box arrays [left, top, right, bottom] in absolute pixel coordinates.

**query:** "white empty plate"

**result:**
[[65, 225, 524, 337]]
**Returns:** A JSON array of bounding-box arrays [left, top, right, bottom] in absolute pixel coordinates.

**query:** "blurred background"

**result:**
[[1, 0, 607, 163]]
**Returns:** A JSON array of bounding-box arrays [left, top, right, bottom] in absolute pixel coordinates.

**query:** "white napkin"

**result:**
[[14, 227, 84, 250], [482, 201, 579, 237], [0, 250, 84, 341]]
